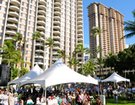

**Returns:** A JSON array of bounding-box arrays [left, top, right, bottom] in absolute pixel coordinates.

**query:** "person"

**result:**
[[0, 88, 8, 105], [8, 92, 15, 105], [36, 96, 41, 105], [96, 96, 102, 105], [26, 96, 34, 105]]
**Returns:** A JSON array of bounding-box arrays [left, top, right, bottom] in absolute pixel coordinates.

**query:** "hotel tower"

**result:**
[[0, 0, 83, 70], [88, 3, 125, 58]]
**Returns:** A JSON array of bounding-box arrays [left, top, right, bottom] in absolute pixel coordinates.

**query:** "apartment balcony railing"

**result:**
[[8, 11, 19, 17], [37, 20, 45, 26], [38, 4, 46, 10], [38, 10, 46, 15], [37, 15, 45, 20], [10, 0, 20, 6], [7, 17, 18, 23], [6, 24, 17, 29], [9, 5, 19, 12], [39, 0, 46, 5], [5, 30, 16, 35]]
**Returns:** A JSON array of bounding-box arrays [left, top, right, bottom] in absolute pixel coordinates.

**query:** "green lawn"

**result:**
[[106, 98, 135, 105]]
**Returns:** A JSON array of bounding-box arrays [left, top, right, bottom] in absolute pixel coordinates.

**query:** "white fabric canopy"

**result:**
[[87, 75, 98, 84], [8, 64, 43, 85], [22, 59, 98, 87], [101, 72, 130, 83]]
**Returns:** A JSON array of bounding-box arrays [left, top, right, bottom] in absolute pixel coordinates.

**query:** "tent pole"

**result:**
[[44, 80, 46, 105]]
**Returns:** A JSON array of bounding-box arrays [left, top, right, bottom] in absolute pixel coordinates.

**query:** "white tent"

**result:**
[[22, 59, 98, 87], [87, 75, 98, 84], [101, 72, 130, 83], [8, 64, 43, 85]]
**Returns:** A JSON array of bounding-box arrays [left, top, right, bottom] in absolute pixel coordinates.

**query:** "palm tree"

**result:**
[[31, 31, 41, 67], [82, 60, 95, 75], [57, 49, 66, 62], [68, 57, 79, 71], [124, 10, 135, 39], [91, 26, 103, 77], [32, 31, 42, 40], [45, 37, 54, 66], [75, 43, 84, 53], [91, 26, 101, 58], [13, 32, 23, 50], [2, 40, 21, 80]]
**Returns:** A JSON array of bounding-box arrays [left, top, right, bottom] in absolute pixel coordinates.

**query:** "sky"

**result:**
[[83, 0, 135, 48]]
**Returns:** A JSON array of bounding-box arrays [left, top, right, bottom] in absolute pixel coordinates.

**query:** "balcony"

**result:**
[[54, 11, 61, 16], [37, 26, 45, 31], [53, 30, 60, 34], [38, 5, 46, 10], [35, 55, 44, 59], [10, 0, 20, 6], [77, 12, 82, 17], [54, 41, 60, 46], [53, 32, 60, 37], [6, 24, 17, 29], [37, 15, 45, 20], [78, 29, 83, 33], [7, 17, 18, 23], [5, 37, 13, 40], [77, 17, 82, 21], [9, 5, 19, 12], [37, 20, 45, 25], [54, 7, 61, 12], [54, 15, 60, 20], [77, 21, 82, 25], [8, 11, 19, 17], [53, 26, 60, 29], [77, 24, 83, 29], [78, 0, 82, 5], [34, 61, 44, 65], [35, 49, 44, 53], [77, 8, 82, 12], [39, 0, 46, 5], [54, 2, 61, 6], [38, 10, 46, 15], [78, 34, 83, 38], [5, 30, 16, 35], [53, 20, 60, 25]]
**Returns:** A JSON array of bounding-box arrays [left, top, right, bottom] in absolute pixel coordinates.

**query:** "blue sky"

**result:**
[[83, 0, 135, 48]]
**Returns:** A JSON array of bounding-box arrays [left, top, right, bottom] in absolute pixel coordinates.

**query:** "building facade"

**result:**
[[0, 0, 83, 70], [88, 2, 125, 58]]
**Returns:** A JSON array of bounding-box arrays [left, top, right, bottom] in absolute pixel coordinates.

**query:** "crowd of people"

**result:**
[[0, 83, 135, 105]]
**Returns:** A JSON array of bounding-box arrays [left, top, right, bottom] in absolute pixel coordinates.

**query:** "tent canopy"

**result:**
[[8, 64, 43, 85], [101, 72, 130, 83], [22, 59, 98, 87], [87, 75, 98, 84]]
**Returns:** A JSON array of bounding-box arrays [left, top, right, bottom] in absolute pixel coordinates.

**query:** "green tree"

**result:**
[[19, 67, 29, 77], [2, 40, 21, 80], [91, 26, 103, 77], [32, 31, 42, 40], [68, 57, 79, 70], [91, 26, 101, 58], [82, 60, 95, 75], [124, 10, 135, 39], [104, 53, 117, 70], [32, 31, 42, 67], [57, 49, 66, 62], [13, 32, 23, 50], [45, 37, 54, 65]]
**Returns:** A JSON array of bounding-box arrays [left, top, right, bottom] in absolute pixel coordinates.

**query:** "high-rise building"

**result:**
[[88, 2, 125, 58], [0, 0, 83, 70]]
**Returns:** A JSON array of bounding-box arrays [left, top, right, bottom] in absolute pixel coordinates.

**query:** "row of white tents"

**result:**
[[8, 59, 130, 88]]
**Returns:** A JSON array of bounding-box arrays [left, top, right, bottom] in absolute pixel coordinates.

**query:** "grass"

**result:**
[[106, 98, 135, 105]]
